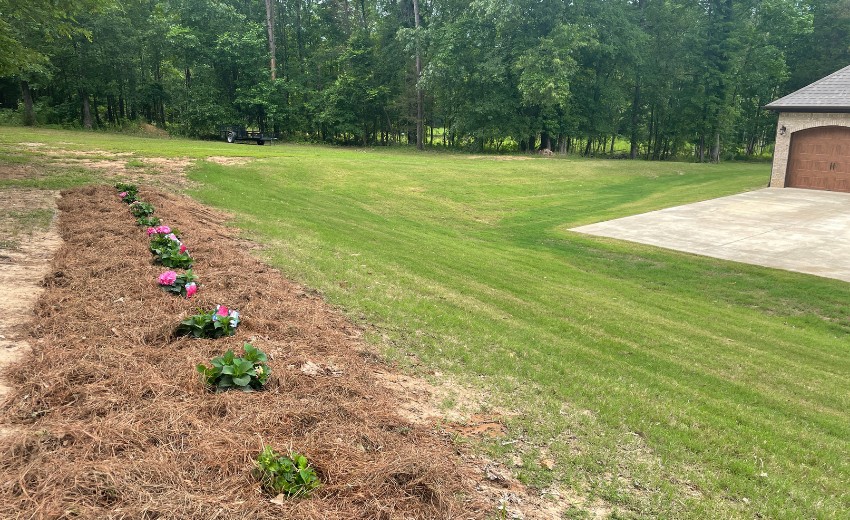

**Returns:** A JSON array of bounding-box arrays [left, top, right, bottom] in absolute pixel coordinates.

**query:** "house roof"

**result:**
[[765, 64, 850, 112]]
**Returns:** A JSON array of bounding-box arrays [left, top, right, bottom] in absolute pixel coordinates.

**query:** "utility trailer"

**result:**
[[219, 125, 277, 145]]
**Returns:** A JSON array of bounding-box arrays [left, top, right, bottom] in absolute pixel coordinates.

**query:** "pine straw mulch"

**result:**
[[0, 185, 486, 519]]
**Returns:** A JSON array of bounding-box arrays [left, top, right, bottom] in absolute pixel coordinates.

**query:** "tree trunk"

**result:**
[[93, 96, 102, 127], [20, 80, 35, 126], [264, 0, 277, 81], [541, 132, 551, 151], [81, 92, 92, 130], [710, 132, 720, 163], [412, 0, 424, 150], [629, 82, 640, 159], [106, 95, 114, 124]]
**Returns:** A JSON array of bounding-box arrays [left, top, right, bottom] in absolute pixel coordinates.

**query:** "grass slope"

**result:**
[[2, 128, 847, 519]]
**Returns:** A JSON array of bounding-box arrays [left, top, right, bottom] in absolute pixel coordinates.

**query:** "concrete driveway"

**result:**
[[572, 188, 850, 283]]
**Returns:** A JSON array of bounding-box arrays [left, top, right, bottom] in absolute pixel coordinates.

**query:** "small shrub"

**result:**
[[176, 305, 239, 338], [114, 182, 138, 194], [115, 183, 139, 204], [136, 215, 161, 227], [255, 446, 320, 498], [149, 231, 181, 254], [155, 245, 193, 269], [158, 269, 198, 298], [129, 200, 155, 217], [196, 343, 269, 391], [150, 230, 193, 268]]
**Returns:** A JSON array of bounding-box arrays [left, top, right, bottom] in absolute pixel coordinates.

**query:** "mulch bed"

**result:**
[[0, 185, 484, 519]]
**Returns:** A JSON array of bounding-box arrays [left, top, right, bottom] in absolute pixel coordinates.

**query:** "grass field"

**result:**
[[1, 128, 848, 519]]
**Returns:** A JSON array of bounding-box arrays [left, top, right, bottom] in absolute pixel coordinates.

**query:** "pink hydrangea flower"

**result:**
[[146, 227, 156, 236], [179, 243, 187, 254], [158, 271, 177, 286], [216, 305, 229, 317], [185, 282, 197, 298], [155, 225, 171, 234], [119, 191, 128, 198]]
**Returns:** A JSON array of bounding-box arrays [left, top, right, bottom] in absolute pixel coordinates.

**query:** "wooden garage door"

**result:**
[[786, 126, 850, 192]]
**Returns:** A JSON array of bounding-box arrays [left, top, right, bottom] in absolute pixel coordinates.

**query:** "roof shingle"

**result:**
[[765, 64, 850, 112]]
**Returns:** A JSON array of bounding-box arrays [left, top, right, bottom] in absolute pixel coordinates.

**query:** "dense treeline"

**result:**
[[1, 0, 849, 160]]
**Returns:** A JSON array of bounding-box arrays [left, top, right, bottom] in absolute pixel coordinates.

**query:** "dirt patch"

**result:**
[[207, 156, 254, 166], [0, 190, 61, 399], [140, 122, 170, 138], [32, 147, 197, 190], [0, 163, 42, 180], [53, 149, 133, 158], [371, 368, 584, 519], [0, 186, 487, 519], [446, 414, 507, 438]]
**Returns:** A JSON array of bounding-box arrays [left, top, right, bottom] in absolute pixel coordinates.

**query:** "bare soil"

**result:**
[[9, 142, 196, 190], [206, 156, 254, 166], [0, 190, 61, 398]]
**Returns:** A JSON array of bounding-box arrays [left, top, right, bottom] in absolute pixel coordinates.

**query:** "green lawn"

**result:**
[[1, 127, 848, 519]]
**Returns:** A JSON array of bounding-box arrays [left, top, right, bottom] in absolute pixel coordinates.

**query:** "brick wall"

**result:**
[[770, 112, 850, 187]]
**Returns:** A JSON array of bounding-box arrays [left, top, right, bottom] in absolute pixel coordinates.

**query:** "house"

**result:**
[[765, 64, 850, 192]]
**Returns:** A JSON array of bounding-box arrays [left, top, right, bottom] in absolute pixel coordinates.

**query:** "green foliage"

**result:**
[[128, 201, 155, 217], [254, 446, 320, 498], [114, 182, 138, 194], [150, 231, 193, 268], [136, 215, 161, 227], [195, 343, 269, 392], [0, 0, 105, 77], [176, 305, 239, 338], [149, 232, 180, 254], [160, 269, 197, 297], [5, 0, 838, 158], [116, 183, 139, 204], [154, 245, 193, 269]]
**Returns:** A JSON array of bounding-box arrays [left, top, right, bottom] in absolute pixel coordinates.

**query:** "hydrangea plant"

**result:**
[[158, 269, 198, 298], [176, 305, 239, 338], [150, 229, 193, 269], [115, 183, 138, 204], [137, 215, 161, 227], [255, 446, 320, 498], [129, 201, 155, 218], [196, 343, 270, 392]]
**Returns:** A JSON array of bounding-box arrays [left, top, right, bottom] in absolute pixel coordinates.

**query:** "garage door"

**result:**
[[786, 126, 850, 192]]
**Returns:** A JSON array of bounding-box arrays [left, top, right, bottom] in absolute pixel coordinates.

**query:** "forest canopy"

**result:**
[[1, 0, 849, 160]]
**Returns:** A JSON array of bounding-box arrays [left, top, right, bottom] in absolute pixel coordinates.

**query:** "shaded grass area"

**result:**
[[2, 127, 848, 518]]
